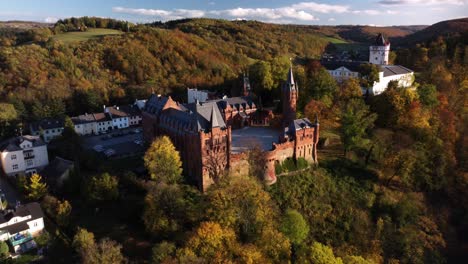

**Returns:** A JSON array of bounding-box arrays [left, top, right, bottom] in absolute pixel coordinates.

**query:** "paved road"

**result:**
[[0, 176, 21, 206]]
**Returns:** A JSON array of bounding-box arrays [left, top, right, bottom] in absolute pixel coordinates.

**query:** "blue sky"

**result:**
[[0, 0, 466, 26]]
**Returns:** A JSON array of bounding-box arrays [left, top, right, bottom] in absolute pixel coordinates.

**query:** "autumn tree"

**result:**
[[417, 84, 439, 109], [0, 103, 17, 137], [152, 241, 176, 263], [42, 195, 72, 227], [142, 183, 200, 238], [86, 173, 119, 202], [25, 173, 48, 200], [144, 136, 182, 184], [206, 175, 291, 262], [72, 228, 126, 264], [297, 242, 343, 264], [339, 99, 377, 157], [302, 61, 337, 107], [205, 149, 227, 184]]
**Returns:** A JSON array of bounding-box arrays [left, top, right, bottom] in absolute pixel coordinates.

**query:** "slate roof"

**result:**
[[29, 118, 64, 133], [144, 94, 169, 115], [0, 202, 44, 226], [0, 135, 46, 152], [291, 118, 315, 131], [119, 105, 141, 117], [321, 60, 364, 72], [71, 114, 96, 125], [41, 157, 74, 188], [374, 33, 388, 46], [379, 65, 413, 77], [185, 101, 227, 131]]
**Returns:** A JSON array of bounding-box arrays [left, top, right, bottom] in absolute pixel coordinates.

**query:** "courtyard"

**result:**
[[231, 126, 281, 154]]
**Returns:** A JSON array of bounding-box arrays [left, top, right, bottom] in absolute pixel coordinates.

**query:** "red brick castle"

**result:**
[[143, 66, 319, 191]]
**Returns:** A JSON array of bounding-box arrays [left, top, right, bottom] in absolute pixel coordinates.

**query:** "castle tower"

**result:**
[[243, 73, 251, 97], [282, 65, 298, 127], [369, 33, 390, 65]]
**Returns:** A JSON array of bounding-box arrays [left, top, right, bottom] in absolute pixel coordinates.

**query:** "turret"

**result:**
[[369, 33, 390, 65], [282, 64, 298, 127]]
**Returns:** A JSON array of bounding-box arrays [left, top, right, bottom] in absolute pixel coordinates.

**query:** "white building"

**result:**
[[369, 33, 390, 65], [0, 135, 49, 177], [120, 104, 142, 126], [0, 202, 45, 254], [93, 112, 113, 133], [29, 118, 64, 143], [105, 106, 129, 129], [72, 114, 97, 136], [322, 33, 414, 95], [369, 65, 414, 95]]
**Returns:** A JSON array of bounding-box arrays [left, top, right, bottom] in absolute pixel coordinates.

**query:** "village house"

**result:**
[[0, 135, 49, 177], [0, 202, 45, 254], [29, 118, 64, 143], [72, 114, 97, 136]]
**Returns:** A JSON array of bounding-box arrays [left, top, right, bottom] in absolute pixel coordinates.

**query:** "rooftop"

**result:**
[[231, 127, 280, 154]]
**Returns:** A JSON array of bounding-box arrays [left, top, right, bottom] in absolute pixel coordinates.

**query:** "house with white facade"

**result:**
[[105, 106, 129, 129], [93, 112, 113, 133], [29, 118, 64, 143], [322, 33, 414, 95], [72, 114, 97, 136], [120, 104, 142, 126], [0, 135, 49, 177], [0, 202, 45, 254]]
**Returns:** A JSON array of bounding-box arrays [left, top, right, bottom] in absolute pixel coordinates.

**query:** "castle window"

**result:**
[[11, 155, 16, 160], [12, 164, 18, 170]]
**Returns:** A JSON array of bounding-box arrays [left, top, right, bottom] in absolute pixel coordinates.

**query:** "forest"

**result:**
[[0, 17, 466, 263]]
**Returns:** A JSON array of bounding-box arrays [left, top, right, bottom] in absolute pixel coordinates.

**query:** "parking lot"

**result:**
[[81, 127, 146, 158]]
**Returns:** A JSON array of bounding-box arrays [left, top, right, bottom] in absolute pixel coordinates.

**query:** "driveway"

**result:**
[[0, 176, 21, 206]]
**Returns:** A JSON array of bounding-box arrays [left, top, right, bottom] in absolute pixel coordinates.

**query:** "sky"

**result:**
[[0, 0, 466, 26]]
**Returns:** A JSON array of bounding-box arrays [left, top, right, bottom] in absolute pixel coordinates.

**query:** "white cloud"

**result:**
[[44, 17, 58, 23], [378, 0, 467, 5], [291, 2, 350, 13], [328, 18, 336, 21], [112, 1, 406, 23], [112, 6, 205, 20], [208, 1, 216, 5]]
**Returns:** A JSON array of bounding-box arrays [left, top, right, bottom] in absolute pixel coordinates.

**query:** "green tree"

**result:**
[[339, 99, 377, 157], [0, 103, 17, 137], [25, 173, 48, 200], [280, 209, 309, 245], [303, 61, 337, 107], [86, 173, 119, 202], [343, 255, 374, 264], [359, 63, 379, 89], [250, 61, 274, 91], [298, 242, 343, 264], [142, 183, 200, 238], [144, 136, 182, 184], [0, 241, 9, 259], [417, 84, 439, 109]]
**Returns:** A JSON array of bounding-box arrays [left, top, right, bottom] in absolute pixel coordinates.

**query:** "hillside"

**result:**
[[395, 17, 468, 45]]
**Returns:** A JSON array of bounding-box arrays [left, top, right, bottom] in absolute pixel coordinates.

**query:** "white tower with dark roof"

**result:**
[[369, 33, 390, 65]]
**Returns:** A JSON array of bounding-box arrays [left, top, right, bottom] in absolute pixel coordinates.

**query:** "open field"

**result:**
[[52, 28, 123, 43]]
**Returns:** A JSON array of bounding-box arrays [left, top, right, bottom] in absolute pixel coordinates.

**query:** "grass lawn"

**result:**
[[52, 28, 123, 43], [324, 36, 348, 44]]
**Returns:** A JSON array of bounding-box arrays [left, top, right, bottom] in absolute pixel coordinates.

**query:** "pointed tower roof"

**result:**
[[287, 66, 295, 85], [374, 33, 387, 46], [210, 103, 220, 128]]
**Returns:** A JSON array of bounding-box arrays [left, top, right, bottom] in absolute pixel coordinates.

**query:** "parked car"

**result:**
[[93, 145, 104, 152]]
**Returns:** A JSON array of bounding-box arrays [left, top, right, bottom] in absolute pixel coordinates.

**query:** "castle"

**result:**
[[322, 33, 414, 95], [142, 67, 319, 191]]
